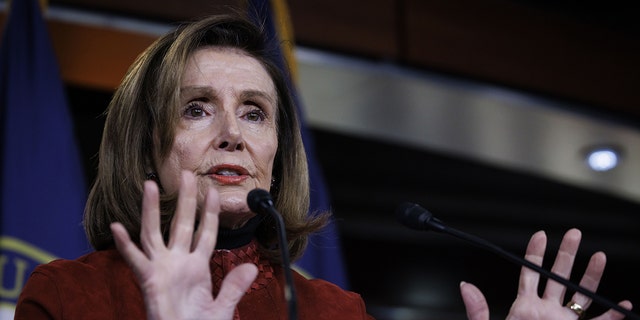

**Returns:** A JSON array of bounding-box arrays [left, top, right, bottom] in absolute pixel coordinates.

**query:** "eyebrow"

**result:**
[[180, 86, 214, 99], [239, 90, 277, 106], [180, 86, 277, 106]]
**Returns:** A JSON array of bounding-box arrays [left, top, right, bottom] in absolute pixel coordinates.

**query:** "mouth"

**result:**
[[207, 164, 250, 184]]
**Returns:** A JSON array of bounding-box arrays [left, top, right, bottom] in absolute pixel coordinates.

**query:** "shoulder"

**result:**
[[35, 249, 125, 273], [18, 249, 132, 299], [27, 249, 131, 287], [293, 271, 373, 319], [15, 249, 142, 320], [293, 271, 357, 298]]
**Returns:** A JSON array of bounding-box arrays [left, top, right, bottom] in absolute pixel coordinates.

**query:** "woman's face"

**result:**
[[156, 46, 278, 229]]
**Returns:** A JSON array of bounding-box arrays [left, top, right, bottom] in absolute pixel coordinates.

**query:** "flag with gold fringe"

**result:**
[[247, 0, 349, 289], [0, 0, 89, 317]]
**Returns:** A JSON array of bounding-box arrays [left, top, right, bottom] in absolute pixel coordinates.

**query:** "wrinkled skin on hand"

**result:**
[[111, 171, 258, 320], [460, 229, 633, 320]]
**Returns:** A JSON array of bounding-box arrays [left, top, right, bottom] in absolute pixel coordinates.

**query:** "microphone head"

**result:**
[[247, 188, 274, 213], [396, 202, 435, 231]]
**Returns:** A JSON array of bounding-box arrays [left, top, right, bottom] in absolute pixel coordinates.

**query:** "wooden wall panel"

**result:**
[[288, 0, 399, 59], [2, 0, 638, 116], [402, 0, 640, 111], [0, 13, 157, 90], [51, 0, 246, 22], [49, 21, 157, 90]]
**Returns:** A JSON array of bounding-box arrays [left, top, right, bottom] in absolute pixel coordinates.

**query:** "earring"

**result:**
[[145, 172, 164, 192], [270, 177, 279, 194]]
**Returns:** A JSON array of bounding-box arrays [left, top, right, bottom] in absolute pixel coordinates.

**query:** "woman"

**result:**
[[16, 13, 368, 319], [15, 14, 631, 319]]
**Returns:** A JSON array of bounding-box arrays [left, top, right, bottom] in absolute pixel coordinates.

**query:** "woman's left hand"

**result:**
[[460, 228, 633, 320], [111, 171, 258, 320]]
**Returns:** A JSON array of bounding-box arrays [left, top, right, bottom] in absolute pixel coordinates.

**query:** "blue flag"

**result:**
[[0, 0, 89, 316], [248, 0, 349, 289]]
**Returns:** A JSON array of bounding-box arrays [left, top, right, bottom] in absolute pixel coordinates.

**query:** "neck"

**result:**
[[215, 214, 264, 249]]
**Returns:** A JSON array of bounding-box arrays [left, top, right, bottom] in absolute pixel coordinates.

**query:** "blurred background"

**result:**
[[1, 0, 638, 319]]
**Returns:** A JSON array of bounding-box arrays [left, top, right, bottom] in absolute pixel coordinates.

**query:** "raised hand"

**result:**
[[461, 229, 632, 320], [110, 171, 258, 320]]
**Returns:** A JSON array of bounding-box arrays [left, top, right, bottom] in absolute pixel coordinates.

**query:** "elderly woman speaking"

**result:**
[[15, 13, 631, 320]]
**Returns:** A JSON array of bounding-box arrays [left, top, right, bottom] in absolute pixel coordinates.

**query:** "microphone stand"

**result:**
[[398, 203, 639, 320], [248, 189, 298, 320], [263, 204, 298, 320]]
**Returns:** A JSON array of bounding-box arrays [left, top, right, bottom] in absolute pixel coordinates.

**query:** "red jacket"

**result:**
[[15, 241, 373, 319]]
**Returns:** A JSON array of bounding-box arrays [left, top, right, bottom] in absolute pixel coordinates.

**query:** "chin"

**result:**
[[216, 188, 260, 228], [217, 189, 251, 213]]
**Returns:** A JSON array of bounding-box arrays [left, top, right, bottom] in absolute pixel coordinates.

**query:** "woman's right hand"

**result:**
[[111, 171, 258, 320]]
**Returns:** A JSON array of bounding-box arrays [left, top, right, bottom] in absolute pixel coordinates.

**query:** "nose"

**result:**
[[214, 112, 245, 151]]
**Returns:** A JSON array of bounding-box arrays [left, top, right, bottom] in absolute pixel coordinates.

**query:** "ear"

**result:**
[[144, 155, 156, 177], [147, 128, 164, 173]]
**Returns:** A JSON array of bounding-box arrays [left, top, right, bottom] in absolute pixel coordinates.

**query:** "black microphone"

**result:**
[[247, 189, 297, 320], [396, 202, 639, 320]]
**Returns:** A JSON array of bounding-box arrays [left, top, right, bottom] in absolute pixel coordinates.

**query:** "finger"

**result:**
[[140, 180, 164, 256], [568, 251, 606, 310], [193, 187, 220, 256], [215, 263, 259, 309], [168, 171, 198, 251], [591, 300, 633, 320], [543, 228, 581, 303], [111, 222, 148, 270], [518, 230, 547, 296], [460, 282, 489, 320]]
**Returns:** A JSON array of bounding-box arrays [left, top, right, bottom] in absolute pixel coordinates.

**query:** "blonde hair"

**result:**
[[84, 14, 328, 262]]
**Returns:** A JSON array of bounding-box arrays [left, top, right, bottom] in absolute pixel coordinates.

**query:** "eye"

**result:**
[[244, 104, 268, 122], [242, 100, 269, 122], [246, 109, 266, 122], [184, 102, 207, 118]]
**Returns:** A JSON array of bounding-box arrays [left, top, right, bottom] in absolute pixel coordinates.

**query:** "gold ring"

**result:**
[[566, 301, 585, 319]]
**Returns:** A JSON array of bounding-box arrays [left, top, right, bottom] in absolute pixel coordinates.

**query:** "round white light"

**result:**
[[586, 148, 619, 172]]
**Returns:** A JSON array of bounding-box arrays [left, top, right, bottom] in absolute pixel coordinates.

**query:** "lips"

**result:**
[[207, 164, 250, 184]]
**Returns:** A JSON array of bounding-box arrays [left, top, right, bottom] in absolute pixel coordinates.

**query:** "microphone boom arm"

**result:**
[[397, 202, 639, 319], [445, 226, 637, 319]]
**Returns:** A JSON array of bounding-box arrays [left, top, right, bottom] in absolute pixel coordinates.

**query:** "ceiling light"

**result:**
[[585, 147, 620, 172]]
